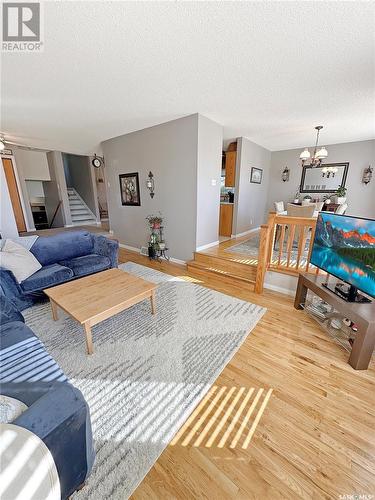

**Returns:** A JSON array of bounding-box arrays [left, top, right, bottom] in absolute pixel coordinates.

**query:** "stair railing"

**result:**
[[49, 201, 62, 228], [255, 212, 317, 294]]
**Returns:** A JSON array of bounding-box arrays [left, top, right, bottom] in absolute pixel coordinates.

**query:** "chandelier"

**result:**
[[299, 126, 328, 167]]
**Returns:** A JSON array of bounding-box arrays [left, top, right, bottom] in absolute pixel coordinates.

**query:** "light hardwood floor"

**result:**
[[118, 248, 375, 499]]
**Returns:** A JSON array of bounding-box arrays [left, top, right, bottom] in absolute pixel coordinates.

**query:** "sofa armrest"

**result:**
[[93, 235, 119, 268], [0, 267, 33, 311], [0, 294, 24, 325], [14, 383, 95, 499]]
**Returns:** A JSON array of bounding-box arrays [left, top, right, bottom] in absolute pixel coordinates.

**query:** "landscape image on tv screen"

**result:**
[[311, 213, 375, 298]]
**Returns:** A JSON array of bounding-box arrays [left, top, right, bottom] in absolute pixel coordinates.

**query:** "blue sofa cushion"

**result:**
[[31, 231, 94, 266], [0, 295, 24, 325], [21, 264, 73, 293], [0, 321, 67, 386], [60, 254, 111, 277]]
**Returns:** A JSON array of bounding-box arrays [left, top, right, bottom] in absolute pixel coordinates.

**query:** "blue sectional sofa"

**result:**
[[0, 230, 119, 311], [0, 231, 119, 497], [0, 295, 95, 499]]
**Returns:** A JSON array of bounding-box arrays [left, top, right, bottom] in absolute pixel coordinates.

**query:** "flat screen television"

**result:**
[[311, 213, 375, 301]]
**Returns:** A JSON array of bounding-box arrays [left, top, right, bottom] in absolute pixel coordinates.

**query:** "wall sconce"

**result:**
[[146, 171, 155, 198], [281, 166, 290, 182], [362, 165, 373, 185]]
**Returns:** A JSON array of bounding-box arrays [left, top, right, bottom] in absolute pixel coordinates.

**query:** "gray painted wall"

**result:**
[[102, 114, 199, 261], [233, 137, 271, 234], [196, 115, 223, 248], [63, 154, 97, 215], [268, 139, 375, 219]]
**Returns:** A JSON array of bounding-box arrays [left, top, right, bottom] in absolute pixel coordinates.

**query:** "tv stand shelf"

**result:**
[[294, 273, 375, 370]]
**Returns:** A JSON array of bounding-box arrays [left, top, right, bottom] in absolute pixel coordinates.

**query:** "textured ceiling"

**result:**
[[1, 1, 375, 154]]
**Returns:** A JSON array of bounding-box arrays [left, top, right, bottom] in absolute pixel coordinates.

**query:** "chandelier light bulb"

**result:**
[[299, 148, 311, 160]]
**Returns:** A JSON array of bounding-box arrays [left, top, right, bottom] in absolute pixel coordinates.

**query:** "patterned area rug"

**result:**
[[225, 233, 261, 257], [23, 262, 266, 499], [226, 232, 311, 267]]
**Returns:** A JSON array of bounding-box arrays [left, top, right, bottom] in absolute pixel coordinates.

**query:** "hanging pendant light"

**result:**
[[300, 126, 328, 167]]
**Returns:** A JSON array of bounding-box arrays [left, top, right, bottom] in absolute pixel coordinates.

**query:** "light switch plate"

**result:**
[[211, 179, 217, 186]]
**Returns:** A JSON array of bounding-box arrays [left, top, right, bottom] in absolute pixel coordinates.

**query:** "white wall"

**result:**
[[196, 115, 223, 248], [46, 151, 72, 226], [268, 139, 375, 219], [13, 149, 50, 180], [26, 180, 44, 199], [0, 160, 19, 238], [233, 137, 271, 235]]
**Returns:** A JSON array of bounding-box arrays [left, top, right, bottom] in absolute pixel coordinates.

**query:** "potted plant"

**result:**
[[335, 185, 347, 204], [146, 213, 163, 230]]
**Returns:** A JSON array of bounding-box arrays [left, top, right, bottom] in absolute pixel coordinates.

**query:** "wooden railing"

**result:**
[[255, 212, 318, 293]]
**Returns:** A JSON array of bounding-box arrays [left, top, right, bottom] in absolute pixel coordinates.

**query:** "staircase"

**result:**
[[67, 188, 97, 226], [187, 251, 257, 289]]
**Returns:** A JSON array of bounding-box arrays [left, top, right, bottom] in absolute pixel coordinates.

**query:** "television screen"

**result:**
[[311, 213, 375, 298]]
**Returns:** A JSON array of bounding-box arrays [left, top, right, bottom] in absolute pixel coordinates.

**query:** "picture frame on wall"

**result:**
[[250, 167, 263, 184], [119, 173, 141, 206]]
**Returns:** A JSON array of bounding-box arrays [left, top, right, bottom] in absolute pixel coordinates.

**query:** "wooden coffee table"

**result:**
[[44, 268, 157, 354]]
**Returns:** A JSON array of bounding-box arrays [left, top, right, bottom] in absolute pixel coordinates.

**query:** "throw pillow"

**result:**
[[0, 395, 28, 423], [0, 239, 42, 283]]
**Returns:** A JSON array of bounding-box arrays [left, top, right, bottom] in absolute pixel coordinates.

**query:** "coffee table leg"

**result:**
[[50, 300, 58, 321], [84, 323, 93, 355], [150, 291, 156, 315]]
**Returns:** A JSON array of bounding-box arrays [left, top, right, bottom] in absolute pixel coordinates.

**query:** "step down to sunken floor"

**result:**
[[187, 251, 257, 289]]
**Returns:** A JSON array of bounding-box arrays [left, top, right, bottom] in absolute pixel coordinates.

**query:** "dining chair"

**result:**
[[335, 203, 348, 215], [274, 201, 285, 214], [287, 203, 315, 218]]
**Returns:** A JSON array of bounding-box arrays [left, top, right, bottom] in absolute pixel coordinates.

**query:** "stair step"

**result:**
[[71, 214, 96, 221], [187, 260, 255, 289], [193, 252, 257, 281], [72, 220, 97, 226], [70, 208, 90, 214]]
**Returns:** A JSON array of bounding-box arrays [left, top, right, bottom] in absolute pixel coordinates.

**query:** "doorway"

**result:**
[[2, 157, 27, 232]]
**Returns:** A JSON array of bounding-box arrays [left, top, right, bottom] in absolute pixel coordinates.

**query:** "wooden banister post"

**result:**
[[266, 212, 277, 264], [255, 223, 271, 294]]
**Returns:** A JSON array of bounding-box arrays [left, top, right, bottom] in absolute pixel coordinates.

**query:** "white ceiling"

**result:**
[[2, 1, 375, 154]]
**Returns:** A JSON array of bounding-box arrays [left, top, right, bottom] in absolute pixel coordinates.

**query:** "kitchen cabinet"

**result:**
[[219, 204, 233, 237], [225, 152, 236, 187]]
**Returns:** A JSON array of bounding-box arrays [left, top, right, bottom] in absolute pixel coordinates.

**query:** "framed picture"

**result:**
[[119, 173, 141, 206], [250, 167, 263, 184]]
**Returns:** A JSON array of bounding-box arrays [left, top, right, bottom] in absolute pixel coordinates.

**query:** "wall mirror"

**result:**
[[300, 163, 349, 193]]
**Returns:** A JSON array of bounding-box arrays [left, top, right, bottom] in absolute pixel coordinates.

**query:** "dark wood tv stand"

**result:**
[[294, 273, 375, 370]]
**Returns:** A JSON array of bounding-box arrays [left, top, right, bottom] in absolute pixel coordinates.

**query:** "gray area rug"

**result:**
[[226, 232, 310, 267], [23, 262, 266, 499]]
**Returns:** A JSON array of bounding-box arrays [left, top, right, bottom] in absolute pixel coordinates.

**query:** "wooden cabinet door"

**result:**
[[225, 152, 236, 187], [219, 204, 233, 236], [2, 158, 27, 232]]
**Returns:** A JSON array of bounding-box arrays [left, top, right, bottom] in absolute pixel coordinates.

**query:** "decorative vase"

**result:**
[[148, 245, 156, 259]]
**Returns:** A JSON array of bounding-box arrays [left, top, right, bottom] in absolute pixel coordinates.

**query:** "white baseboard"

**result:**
[[119, 243, 186, 265], [169, 257, 186, 265], [263, 282, 295, 296], [232, 227, 260, 238], [64, 224, 75, 228], [119, 243, 141, 253], [196, 240, 219, 252]]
